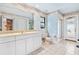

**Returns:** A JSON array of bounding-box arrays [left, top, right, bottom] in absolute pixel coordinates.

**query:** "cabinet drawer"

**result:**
[[16, 39, 26, 55], [15, 35, 23, 41], [0, 36, 15, 43]]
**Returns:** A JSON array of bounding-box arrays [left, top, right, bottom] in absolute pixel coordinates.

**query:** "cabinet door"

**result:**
[[16, 39, 26, 55], [0, 36, 15, 55], [33, 34, 42, 50], [0, 43, 8, 55], [26, 37, 34, 54], [6, 41, 16, 55], [26, 34, 42, 54], [0, 41, 15, 55]]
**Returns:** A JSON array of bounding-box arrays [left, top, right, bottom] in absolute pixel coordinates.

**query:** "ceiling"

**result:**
[[27, 3, 79, 14]]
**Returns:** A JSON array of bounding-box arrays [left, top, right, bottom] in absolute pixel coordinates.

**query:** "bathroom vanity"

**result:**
[[0, 31, 42, 55], [0, 3, 47, 55], [0, 12, 42, 55]]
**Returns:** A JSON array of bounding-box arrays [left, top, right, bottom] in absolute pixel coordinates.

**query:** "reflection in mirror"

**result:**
[[40, 16, 45, 29], [29, 14, 34, 30], [0, 16, 2, 31], [5, 19, 13, 31], [29, 20, 34, 30]]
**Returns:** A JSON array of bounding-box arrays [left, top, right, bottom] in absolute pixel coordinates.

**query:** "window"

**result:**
[[40, 16, 45, 29]]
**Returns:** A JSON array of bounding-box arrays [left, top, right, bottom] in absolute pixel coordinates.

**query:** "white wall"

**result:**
[[58, 19, 62, 39], [0, 3, 32, 19], [48, 14, 58, 38]]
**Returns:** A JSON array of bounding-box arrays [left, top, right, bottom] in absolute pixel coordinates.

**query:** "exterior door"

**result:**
[[66, 17, 77, 41]]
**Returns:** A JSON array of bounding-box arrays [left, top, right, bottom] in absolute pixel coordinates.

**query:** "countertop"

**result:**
[[0, 30, 38, 37]]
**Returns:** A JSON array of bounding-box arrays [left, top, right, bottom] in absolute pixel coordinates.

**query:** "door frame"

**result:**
[[65, 16, 77, 41]]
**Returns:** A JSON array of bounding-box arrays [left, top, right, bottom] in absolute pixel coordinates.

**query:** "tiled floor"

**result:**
[[35, 40, 79, 55]]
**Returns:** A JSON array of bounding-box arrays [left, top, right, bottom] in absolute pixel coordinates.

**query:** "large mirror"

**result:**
[[0, 15, 34, 32]]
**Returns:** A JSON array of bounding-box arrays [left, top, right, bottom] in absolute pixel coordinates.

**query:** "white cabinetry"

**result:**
[[26, 37, 34, 54], [33, 34, 42, 51], [15, 35, 26, 55], [0, 31, 42, 55], [0, 36, 15, 55], [26, 33, 42, 54]]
